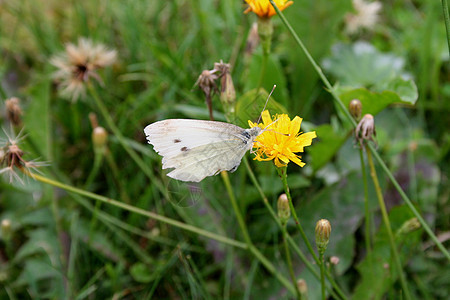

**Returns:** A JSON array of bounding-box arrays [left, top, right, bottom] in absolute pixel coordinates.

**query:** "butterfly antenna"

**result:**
[[257, 84, 277, 124]]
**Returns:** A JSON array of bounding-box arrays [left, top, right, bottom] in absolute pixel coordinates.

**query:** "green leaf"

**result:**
[[309, 124, 347, 172], [339, 87, 414, 117], [235, 88, 287, 128], [243, 52, 289, 107], [323, 42, 418, 105]]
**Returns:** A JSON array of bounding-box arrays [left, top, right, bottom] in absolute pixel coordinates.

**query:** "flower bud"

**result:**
[[355, 114, 376, 146], [397, 218, 421, 236], [297, 279, 308, 299], [330, 256, 340, 265], [92, 126, 108, 151], [1, 219, 12, 241], [277, 193, 290, 224], [5, 97, 23, 126], [349, 99, 362, 120], [315, 219, 331, 253]]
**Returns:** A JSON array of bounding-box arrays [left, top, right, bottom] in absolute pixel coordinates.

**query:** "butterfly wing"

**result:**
[[144, 119, 251, 182]]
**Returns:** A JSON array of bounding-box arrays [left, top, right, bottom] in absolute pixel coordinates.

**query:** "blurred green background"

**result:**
[[0, 0, 449, 299]]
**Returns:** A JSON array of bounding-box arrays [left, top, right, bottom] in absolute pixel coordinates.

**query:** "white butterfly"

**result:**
[[144, 119, 262, 182]]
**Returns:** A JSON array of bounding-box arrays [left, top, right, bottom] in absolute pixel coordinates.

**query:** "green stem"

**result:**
[[87, 84, 168, 198], [366, 147, 411, 300], [283, 225, 302, 300], [319, 251, 325, 300], [277, 166, 318, 262], [442, 0, 450, 56], [84, 149, 104, 189], [367, 143, 450, 261], [270, 0, 450, 261], [243, 158, 347, 300], [220, 171, 296, 295], [23, 170, 247, 249], [359, 148, 372, 255]]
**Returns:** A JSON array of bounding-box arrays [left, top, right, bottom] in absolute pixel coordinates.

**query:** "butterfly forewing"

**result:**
[[144, 119, 255, 182]]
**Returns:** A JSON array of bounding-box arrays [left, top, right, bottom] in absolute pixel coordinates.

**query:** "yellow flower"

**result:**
[[244, 0, 293, 18], [249, 110, 316, 168]]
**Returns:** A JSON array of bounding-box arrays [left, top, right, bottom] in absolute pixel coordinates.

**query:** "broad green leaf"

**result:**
[[323, 42, 418, 104], [338, 87, 413, 117]]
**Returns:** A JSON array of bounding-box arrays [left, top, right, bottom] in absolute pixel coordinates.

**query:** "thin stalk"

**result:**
[[243, 158, 347, 300], [367, 143, 450, 261], [220, 171, 296, 295], [282, 225, 302, 300], [271, 0, 450, 261], [366, 147, 411, 300], [22, 170, 247, 249], [442, 0, 450, 56], [319, 251, 326, 300], [359, 148, 372, 255], [87, 84, 168, 198], [84, 149, 103, 189], [277, 166, 318, 262]]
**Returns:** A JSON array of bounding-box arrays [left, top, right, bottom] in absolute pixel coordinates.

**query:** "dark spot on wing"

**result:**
[[229, 165, 238, 172], [181, 147, 189, 152], [241, 130, 251, 144], [174, 139, 181, 143]]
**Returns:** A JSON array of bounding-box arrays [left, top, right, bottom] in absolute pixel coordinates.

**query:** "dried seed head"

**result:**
[[50, 37, 117, 101], [315, 219, 331, 252], [5, 97, 23, 126], [355, 114, 376, 146], [349, 99, 362, 120], [0, 130, 45, 183], [195, 69, 218, 98], [277, 193, 290, 224]]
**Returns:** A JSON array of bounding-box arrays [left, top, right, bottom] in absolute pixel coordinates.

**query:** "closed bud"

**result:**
[[315, 219, 331, 253], [355, 114, 376, 146], [397, 218, 421, 236], [330, 256, 340, 265], [92, 126, 108, 151], [349, 99, 362, 120], [1, 219, 12, 241], [297, 279, 308, 299], [277, 193, 290, 224], [257, 17, 273, 55]]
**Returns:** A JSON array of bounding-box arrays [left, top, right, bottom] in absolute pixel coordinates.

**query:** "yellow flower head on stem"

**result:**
[[248, 110, 316, 168], [244, 0, 294, 18]]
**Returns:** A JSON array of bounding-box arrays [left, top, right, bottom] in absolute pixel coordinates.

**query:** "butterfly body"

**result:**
[[144, 119, 262, 182]]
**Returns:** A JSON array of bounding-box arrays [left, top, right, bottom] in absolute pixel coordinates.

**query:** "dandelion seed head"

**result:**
[[50, 37, 117, 102]]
